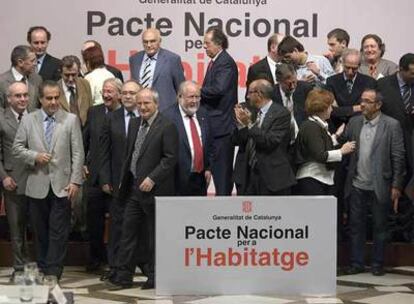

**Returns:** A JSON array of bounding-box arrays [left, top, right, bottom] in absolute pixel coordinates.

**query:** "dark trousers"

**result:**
[[114, 188, 154, 284], [4, 190, 29, 271], [349, 186, 389, 268], [211, 134, 234, 195], [246, 168, 291, 195], [178, 172, 207, 196], [295, 177, 335, 195], [107, 196, 125, 269], [29, 190, 71, 278], [86, 186, 111, 265]]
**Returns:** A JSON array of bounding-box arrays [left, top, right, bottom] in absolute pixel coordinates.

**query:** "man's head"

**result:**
[[27, 26, 51, 58], [360, 89, 382, 120], [277, 36, 305, 66], [61, 55, 81, 87], [142, 28, 162, 58], [7, 82, 29, 114], [136, 88, 159, 121], [121, 80, 141, 112], [276, 63, 298, 95], [177, 81, 201, 116], [11, 45, 37, 76], [342, 49, 361, 80], [267, 33, 285, 62], [204, 27, 228, 59], [247, 79, 274, 109], [327, 28, 349, 58], [399, 53, 414, 85], [39, 80, 60, 116], [102, 78, 122, 111]]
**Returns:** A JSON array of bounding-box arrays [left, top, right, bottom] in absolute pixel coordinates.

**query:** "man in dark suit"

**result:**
[[0, 82, 30, 274], [99, 80, 142, 280], [163, 80, 213, 195], [340, 89, 405, 276], [130, 28, 185, 112], [327, 49, 376, 128], [0, 45, 42, 111], [107, 88, 178, 290], [232, 79, 296, 195], [82, 40, 124, 82], [83, 78, 122, 272], [27, 26, 62, 81], [201, 27, 238, 195], [13, 81, 84, 279], [246, 33, 285, 89]]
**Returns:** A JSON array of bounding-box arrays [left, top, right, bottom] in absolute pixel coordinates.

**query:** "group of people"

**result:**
[[0, 24, 413, 291]]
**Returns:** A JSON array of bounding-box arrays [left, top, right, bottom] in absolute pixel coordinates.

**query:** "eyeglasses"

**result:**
[[247, 90, 259, 95]]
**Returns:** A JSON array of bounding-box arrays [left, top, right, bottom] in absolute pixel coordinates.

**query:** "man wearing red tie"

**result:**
[[163, 80, 213, 195]]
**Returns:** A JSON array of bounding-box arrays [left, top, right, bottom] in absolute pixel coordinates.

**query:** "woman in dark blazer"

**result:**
[[295, 88, 355, 195]]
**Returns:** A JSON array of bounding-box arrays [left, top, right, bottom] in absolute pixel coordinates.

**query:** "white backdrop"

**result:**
[[1, 0, 412, 96]]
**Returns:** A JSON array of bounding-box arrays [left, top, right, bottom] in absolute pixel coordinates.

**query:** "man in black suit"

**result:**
[[163, 80, 213, 195], [232, 79, 296, 195], [83, 78, 122, 272], [107, 88, 178, 290], [327, 48, 376, 128], [27, 26, 61, 81], [246, 33, 285, 89], [82, 40, 124, 82], [99, 80, 140, 279], [201, 27, 238, 195]]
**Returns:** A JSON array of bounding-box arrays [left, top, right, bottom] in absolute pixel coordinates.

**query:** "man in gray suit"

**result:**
[[0, 45, 42, 111], [340, 89, 406, 276], [13, 80, 84, 279], [0, 82, 30, 273], [129, 28, 185, 112]]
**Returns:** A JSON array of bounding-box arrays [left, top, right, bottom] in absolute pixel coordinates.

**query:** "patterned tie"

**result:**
[[17, 112, 23, 123], [188, 116, 204, 173], [402, 84, 413, 114], [285, 93, 298, 144], [45, 116, 55, 150], [68, 86, 79, 117], [128, 111, 136, 118], [140, 57, 154, 88], [369, 64, 377, 78], [346, 79, 353, 94], [130, 120, 149, 178]]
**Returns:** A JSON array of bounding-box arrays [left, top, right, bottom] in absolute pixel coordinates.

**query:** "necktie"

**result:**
[[17, 112, 23, 123], [45, 116, 55, 150], [20, 76, 27, 84], [188, 116, 204, 173], [247, 111, 262, 169], [68, 86, 79, 117], [285, 92, 294, 113], [130, 121, 149, 178], [140, 57, 154, 88], [346, 79, 353, 94], [207, 60, 213, 72], [369, 64, 377, 78], [36, 60, 41, 73], [128, 111, 136, 118], [285, 93, 298, 144], [402, 84, 413, 114]]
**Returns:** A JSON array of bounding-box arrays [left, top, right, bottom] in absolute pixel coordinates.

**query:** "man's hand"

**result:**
[[102, 184, 113, 195], [353, 105, 362, 113], [83, 166, 90, 179], [205, 170, 212, 187], [2, 176, 17, 191], [234, 104, 252, 127], [139, 177, 155, 192], [65, 183, 80, 204], [35, 152, 52, 166], [391, 187, 402, 213], [306, 61, 320, 77], [302, 73, 316, 83]]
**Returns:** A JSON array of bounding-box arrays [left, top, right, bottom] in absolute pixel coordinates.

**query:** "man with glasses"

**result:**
[[129, 28, 185, 112]]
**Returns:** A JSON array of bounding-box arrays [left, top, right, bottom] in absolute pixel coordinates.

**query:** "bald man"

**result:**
[[129, 28, 185, 112]]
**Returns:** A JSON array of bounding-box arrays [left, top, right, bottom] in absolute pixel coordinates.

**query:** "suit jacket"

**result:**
[[163, 104, 213, 194], [13, 109, 84, 199], [105, 64, 124, 82], [58, 78, 93, 126], [0, 70, 42, 111], [341, 113, 406, 204], [129, 48, 185, 112], [38, 53, 62, 81], [327, 72, 376, 125], [99, 106, 128, 196], [0, 109, 29, 194], [83, 104, 108, 186], [118, 113, 178, 206], [246, 57, 274, 89], [273, 81, 313, 127], [232, 102, 296, 194]]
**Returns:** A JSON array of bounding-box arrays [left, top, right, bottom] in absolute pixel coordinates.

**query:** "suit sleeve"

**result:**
[[82, 108, 92, 164], [12, 117, 38, 167], [0, 121, 7, 180], [70, 116, 85, 185], [98, 115, 112, 186], [148, 122, 179, 184], [390, 120, 406, 189], [172, 55, 186, 94], [129, 56, 139, 81]]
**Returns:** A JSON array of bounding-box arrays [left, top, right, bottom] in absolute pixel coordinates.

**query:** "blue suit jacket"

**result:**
[[129, 48, 185, 112], [163, 104, 213, 194], [201, 50, 238, 137]]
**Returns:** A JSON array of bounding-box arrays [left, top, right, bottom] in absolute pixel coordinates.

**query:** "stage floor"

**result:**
[[1, 266, 414, 304]]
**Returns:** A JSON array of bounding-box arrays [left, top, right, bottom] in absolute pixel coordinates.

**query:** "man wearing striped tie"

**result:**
[[129, 28, 185, 112]]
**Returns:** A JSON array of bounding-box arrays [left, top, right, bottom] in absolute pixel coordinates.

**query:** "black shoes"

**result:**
[[346, 266, 365, 275], [371, 267, 385, 276], [141, 279, 155, 290], [105, 280, 132, 291]]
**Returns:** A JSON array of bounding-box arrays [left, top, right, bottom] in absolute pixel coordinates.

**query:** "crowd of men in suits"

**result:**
[[0, 24, 413, 289]]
